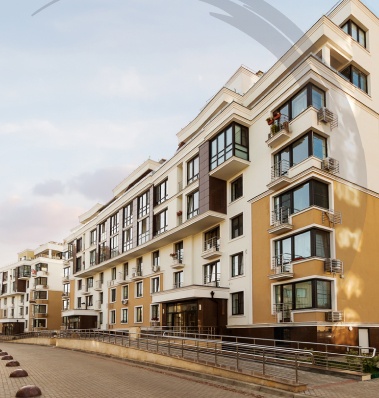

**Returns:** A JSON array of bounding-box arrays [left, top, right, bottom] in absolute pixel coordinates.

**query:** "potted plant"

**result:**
[[177, 210, 182, 216], [170, 253, 177, 258], [271, 124, 279, 135], [273, 111, 281, 120], [266, 117, 274, 125]]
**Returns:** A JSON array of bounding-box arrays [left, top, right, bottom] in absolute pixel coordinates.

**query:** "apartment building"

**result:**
[[0, 242, 64, 334], [62, 0, 379, 348]]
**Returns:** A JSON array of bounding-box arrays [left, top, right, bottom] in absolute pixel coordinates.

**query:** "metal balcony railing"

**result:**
[[317, 107, 338, 130], [268, 114, 290, 140], [272, 207, 290, 225], [203, 274, 220, 287], [203, 236, 220, 252], [324, 259, 343, 274], [271, 159, 290, 180]]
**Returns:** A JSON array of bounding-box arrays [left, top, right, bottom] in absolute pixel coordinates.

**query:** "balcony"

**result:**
[[17, 266, 31, 280], [201, 237, 221, 260], [268, 207, 293, 235], [324, 259, 343, 274], [266, 114, 291, 149], [203, 274, 220, 287], [94, 280, 103, 290], [62, 275, 70, 283], [36, 270, 48, 277], [267, 160, 291, 190], [131, 270, 143, 281], [107, 273, 129, 287], [34, 284, 48, 290], [273, 303, 292, 323], [82, 285, 91, 295], [62, 290, 70, 299], [33, 313, 48, 318], [325, 311, 344, 322], [170, 257, 185, 270], [269, 254, 294, 280], [209, 156, 250, 181]]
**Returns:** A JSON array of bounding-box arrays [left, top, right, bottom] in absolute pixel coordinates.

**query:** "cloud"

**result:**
[[33, 179, 65, 196]]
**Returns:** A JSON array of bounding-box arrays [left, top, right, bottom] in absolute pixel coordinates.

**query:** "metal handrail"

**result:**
[[271, 159, 290, 180]]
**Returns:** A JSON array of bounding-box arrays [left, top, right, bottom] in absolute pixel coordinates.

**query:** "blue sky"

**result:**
[[0, 0, 378, 265]]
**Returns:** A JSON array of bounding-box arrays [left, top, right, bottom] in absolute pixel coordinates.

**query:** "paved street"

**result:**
[[1, 342, 379, 398]]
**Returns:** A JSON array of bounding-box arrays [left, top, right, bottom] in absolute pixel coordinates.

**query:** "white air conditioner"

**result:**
[[152, 265, 160, 272], [122, 299, 128, 305]]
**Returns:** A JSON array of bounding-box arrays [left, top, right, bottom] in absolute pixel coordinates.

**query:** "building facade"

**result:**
[[0, 242, 65, 334], [61, 0, 379, 348]]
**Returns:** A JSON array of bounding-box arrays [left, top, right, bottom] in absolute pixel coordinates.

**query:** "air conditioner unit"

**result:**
[[318, 107, 334, 123], [132, 272, 136, 277], [152, 265, 160, 272], [122, 299, 128, 305], [321, 157, 339, 174]]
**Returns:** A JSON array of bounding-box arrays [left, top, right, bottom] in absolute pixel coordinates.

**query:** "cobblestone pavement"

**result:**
[[1, 342, 379, 398]]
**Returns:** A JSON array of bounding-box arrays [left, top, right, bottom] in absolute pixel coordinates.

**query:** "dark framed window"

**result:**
[[122, 227, 133, 252], [121, 309, 128, 323], [110, 235, 119, 258], [274, 279, 331, 310], [136, 281, 143, 298], [340, 65, 368, 93], [89, 249, 96, 267], [135, 306, 143, 323], [90, 229, 97, 246], [138, 191, 150, 218], [231, 292, 244, 315], [87, 277, 93, 288], [274, 179, 329, 217], [204, 227, 220, 251], [187, 190, 199, 219], [136, 257, 143, 275], [231, 214, 243, 239], [110, 213, 119, 235], [174, 241, 183, 263], [111, 288, 116, 302], [99, 222, 106, 242], [152, 251, 160, 267], [111, 267, 116, 280], [151, 304, 159, 321], [274, 131, 327, 176], [341, 20, 366, 47], [137, 217, 149, 245], [123, 203, 133, 227], [187, 156, 199, 184], [153, 209, 168, 236], [122, 285, 129, 300], [151, 277, 160, 293], [173, 271, 183, 288], [274, 84, 325, 122], [110, 310, 116, 324], [76, 238, 82, 252], [154, 179, 168, 206], [210, 122, 249, 171], [204, 261, 220, 286], [274, 228, 330, 264], [98, 242, 109, 263], [75, 257, 82, 273], [231, 176, 243, 202], [231, 252, 243, 277]]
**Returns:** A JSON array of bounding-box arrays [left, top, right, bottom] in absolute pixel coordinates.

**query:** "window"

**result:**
[[110, 213, 119, 235], [231, 176, 243, 202], [187, 190, 199, 219], [77, 280, 82, 290], [110, 288, 116, 303], [90, 250, 96, 267], [210, 123, 249, 171], [111, 267, 117, 280], [274, 131, 327, 176], [204, 261, 220, 286], [174, 241, 183, 263], [340, 65, 368, 93], [75, 257, 82, 273], [33, 319, 46, 328], [341, 19, 366, 47], [99, 222, 106, 242], [274, 84, 325, 122], [231, 214, 243, 239], [90, 229, 97, 246], [231, 253, 243, 277], [204, 227, 220, 251], [87, 277, 93, 288], [274, 228, 330, 264], [274, 279, 331, 311], [99, 292, 103, 304], [123, 203, 133, 227], [173, 271, 183, 288], [98, 242, 109, 263], [151, 304, 159, 321], [231, 292, 244, 315], [87, 295, 93, 307], [122, 285, 129, 300], [63, 284, 70, 296], [137, 217, 149, 245], [136, 281, 143, 298], [187, 156, 199, 184], [136, 257, 143, 275], [99, 312, 103, 325], [122, 227, 133, 252], [151, 277, 160, 293], [154, 209, 168, 235], [135, 306, 143, 323], [110, 310, 116, 324], [76, 238, 82, 252], [123, 263, 129, 278], [274, 180, 329, 221], [138, 191, 150, 218], [77, 297, 82, 309], [121, 308, 128, 323], [110, 235, 119, 258], [154, 179, 168, 205], [34, 291, 48, 300], [152, 251, 160, 267]]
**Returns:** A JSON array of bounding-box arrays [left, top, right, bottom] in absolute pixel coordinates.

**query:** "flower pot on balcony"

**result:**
[[266, 117, 274, 125], [177, 211, 182, 216], [273, 112, 281, 120], [271, 124, 280, 135]]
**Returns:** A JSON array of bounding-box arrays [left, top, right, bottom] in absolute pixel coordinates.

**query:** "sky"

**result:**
[[0, 0, 378, 265]]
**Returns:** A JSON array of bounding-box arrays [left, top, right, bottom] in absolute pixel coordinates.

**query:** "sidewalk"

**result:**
[[1, 342, 379, 398]]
